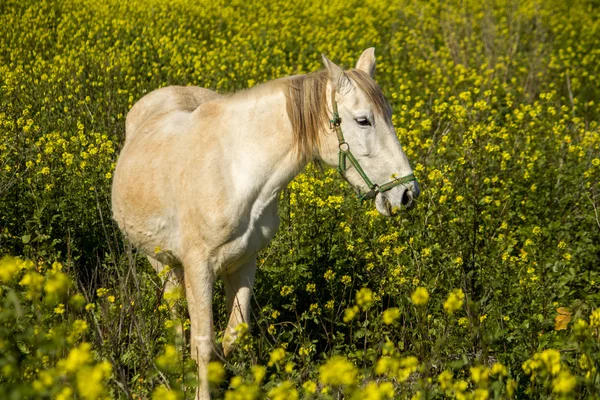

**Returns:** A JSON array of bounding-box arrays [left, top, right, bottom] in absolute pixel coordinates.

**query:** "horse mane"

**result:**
[[284, 69, 393, 160]]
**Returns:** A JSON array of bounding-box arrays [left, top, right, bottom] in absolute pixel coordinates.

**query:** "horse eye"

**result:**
[[355, 118, 372, 127]]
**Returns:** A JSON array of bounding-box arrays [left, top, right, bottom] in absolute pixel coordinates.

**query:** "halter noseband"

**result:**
[[329, 87, 417, 201]]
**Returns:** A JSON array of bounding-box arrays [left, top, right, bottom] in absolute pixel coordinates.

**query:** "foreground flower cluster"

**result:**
[[1, 0, 599, 398]]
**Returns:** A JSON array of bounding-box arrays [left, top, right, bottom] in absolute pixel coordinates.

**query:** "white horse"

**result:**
[[112, 48, 419, 399]]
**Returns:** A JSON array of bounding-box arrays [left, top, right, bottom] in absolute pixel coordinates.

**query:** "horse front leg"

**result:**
[[183, 251, 216, 400], [222, 256, 257, 357]]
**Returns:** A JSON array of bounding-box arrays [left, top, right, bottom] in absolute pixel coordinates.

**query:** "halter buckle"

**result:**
[[359, 185, 379, 201], [329, 115, 341, 129]]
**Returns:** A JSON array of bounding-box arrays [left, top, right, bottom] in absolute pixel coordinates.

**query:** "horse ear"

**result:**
[[356, 47, 376, 77], [322, 53, 353, 94]]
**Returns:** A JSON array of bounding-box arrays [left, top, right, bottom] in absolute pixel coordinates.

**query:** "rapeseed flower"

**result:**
[[152, 386, 181, 400], [268, 348, 286, 366], [320, 356, 358, 386], [438, 370, 453, 390], [411, 287, 429, 306], [443, 288, 465, 314], [0, 256, 19, 282], [343, 306, 359, 322], [58, 342, 92, 374], [268, 381, 298, 400], [552, 370, 577, 394], [208, 361, 225, 384], [302, 380, 317, 393], [356, 287, 373, 310], [382, 308, 400, 325], [77, 361, 112, 400]]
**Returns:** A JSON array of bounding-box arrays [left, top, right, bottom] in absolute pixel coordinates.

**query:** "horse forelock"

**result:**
[[284, 69, 392, 161], [345, 69, 393, 124]]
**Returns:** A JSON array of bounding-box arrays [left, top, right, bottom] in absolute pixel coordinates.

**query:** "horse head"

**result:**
[[319, 48, 420, 216]]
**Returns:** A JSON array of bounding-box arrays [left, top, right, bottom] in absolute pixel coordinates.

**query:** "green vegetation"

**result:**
[[1, 0, 599, 398]]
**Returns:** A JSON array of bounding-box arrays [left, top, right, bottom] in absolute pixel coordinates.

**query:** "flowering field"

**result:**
[[1, 0, 600, 398]]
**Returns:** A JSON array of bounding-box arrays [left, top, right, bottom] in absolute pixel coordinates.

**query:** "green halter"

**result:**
[[329, 87, 417, 201]]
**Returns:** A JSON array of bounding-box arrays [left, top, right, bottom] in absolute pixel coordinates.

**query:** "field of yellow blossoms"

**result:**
[[1, 0, 600, 398]]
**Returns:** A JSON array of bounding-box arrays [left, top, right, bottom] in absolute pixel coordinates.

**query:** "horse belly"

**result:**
[[112, 149, 182, 265]]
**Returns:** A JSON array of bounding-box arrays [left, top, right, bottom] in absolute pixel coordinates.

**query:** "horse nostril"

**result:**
[[401, 189, 413, 207]]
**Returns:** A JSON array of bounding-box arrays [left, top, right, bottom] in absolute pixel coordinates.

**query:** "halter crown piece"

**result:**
[[329, 87, 417, 201]]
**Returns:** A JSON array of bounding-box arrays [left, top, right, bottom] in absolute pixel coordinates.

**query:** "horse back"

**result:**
[[125, 86, 221, 141]]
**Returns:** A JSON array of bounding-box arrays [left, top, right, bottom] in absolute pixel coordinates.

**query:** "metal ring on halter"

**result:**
[[339, 142, 350, 152]]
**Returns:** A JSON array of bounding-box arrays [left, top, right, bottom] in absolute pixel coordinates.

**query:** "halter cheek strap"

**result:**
[[329, 87, 417, 201]]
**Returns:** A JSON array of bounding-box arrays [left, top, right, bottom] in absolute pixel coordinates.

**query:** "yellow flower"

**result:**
[[438, 370, 453, 390], [59, 342, 92, 374], [156, 345, 179, 372], [382, 308, 401, 325], [0, 256, 20, 283], [56, 387, 73, 400], [319, 356, 358, 386], [397, 356, 419, 382], [473, 388, 489, 400], [590, 309, 600, 327], [343, 306, 359, 322], [411, 287, 429, 306], [280, 285, 294, 296], [324, 269, 336, 281], [208, 361, 225, 384], [305, 282, 316, 293], [248, 365, 265, 383], [285, 362, 294, 373], [268, 381, 298, 400], [539, 349, 562, 375], [152, 386, 181, 400], [67, 319, 89, 344], [356, 287, 374, 310], [491, 362, 508, 377], [302, 380, 317, 393], [470, 366, 489, 386], [552, 370, 576, 394], [358, 381, 395, 399], [443, 288, 465, 314], [268, 348, 286, 366], [19, 270, 45, 299], [77, 361, 112, 400]]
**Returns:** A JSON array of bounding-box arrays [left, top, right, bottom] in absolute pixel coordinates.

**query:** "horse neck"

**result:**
[[224, 87, 309, 202]]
